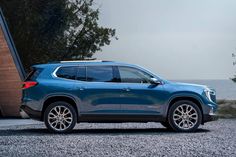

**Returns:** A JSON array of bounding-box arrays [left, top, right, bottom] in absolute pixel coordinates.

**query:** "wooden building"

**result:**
[[0, 9, 25, 117]]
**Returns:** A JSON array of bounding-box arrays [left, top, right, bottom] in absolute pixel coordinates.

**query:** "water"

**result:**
[[173, 80, 236, 100]]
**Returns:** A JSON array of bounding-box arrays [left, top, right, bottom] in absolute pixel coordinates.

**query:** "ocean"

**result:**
[[174, 80, 236, 100]]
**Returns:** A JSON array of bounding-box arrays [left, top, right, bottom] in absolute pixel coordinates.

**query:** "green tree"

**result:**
[[0, 0, 116, 71]]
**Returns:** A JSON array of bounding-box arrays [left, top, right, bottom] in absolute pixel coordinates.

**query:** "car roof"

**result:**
[[32, 60, 136, 68]]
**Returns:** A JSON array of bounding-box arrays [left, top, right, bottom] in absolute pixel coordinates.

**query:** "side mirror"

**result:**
[[150, 78, 161, 85]]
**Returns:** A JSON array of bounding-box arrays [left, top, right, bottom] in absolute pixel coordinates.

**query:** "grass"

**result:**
[[217, 99, 236, 118]]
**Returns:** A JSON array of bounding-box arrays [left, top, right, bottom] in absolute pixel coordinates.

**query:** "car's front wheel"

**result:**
[[44, 101, 77, 133], [168, 100, 202, 132]]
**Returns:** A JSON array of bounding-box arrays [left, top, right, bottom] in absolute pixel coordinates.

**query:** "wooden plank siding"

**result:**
[[0, 26, 22, 117]]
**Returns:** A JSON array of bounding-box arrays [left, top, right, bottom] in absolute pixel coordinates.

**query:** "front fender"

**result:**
[[162, 92, 205, 118]]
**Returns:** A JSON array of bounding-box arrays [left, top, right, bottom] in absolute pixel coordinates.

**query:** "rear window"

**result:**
[[25, 68, 43, 81], [56, 66, 77, 80]]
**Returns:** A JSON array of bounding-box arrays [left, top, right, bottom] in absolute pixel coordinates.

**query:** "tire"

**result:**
[[168, 100, 202, 132], [160, 121, 173, 130], [44, 101, 77, 133]]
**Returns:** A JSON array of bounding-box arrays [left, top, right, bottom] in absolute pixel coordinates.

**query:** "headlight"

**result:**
[[204, 88, 216, 102]]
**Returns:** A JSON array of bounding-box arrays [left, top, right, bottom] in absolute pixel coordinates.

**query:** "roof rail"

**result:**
[[60, 60, 103, 63], [47, 60, 113, 64]]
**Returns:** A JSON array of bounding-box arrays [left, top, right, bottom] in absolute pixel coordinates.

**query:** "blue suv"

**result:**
[[20, 60, 218, 133]]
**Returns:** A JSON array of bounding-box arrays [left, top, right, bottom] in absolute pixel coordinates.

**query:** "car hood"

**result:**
[[172, 82, 207, 88], [166, 81, 209, 91]]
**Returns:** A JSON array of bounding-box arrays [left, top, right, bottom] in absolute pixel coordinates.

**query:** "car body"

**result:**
[[20, 60, 218, 133]]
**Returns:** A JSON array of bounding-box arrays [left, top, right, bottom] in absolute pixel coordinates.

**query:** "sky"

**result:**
[[94, 0, 236, 80]]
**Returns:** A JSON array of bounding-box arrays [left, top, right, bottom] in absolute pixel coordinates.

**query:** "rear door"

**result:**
[[75, 65, 123, 116]]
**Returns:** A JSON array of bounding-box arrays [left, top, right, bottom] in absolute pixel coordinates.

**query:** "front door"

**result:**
[[117, 66, 164, 116]]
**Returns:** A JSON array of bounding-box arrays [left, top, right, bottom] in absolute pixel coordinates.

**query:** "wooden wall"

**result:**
[[0, 26, 21, 117]]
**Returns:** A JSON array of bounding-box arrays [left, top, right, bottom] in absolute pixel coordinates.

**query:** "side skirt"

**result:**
[[78, 114, 165, 123]]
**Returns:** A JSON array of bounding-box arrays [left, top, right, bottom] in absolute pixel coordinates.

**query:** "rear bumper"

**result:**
[[20, 105, 42, 121], [19, 109, 29, 118]]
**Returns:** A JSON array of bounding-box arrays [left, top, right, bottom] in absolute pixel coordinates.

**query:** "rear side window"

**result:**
[[25, 68, 43, 81], [56, 66, 77, 80], [86, 66, 114, 82]]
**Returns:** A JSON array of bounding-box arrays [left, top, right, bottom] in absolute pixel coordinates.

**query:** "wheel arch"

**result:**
[[41, 94, 79, 121], [166, 95, 204, 123]]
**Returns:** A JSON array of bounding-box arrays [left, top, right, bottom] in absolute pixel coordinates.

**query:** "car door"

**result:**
[[117, 66, 165, 116], [74, 65, 123, 116]]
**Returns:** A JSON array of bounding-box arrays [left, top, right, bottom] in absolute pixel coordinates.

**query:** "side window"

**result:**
[[56, 66, 77, 80], [87, 66, 114, 82], [77, 66, 86, 81], [118, 66, 153, 83]]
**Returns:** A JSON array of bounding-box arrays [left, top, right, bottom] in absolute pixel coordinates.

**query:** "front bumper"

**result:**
[[202, 102, 218, 123], [20, 105, 42, 121], [203, 114, 219, 123]]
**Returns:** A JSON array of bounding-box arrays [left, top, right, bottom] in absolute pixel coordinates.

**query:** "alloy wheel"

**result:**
[[47, 105, 73, 131], [172, 104, 198, 130]]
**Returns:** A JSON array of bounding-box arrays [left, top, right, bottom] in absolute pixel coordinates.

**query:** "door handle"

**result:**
[[122, 88, 131, 92], [79, 87, 85, 91]]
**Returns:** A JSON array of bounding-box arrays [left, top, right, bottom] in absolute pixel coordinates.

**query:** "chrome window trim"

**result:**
[[52, 66, 61, 78]]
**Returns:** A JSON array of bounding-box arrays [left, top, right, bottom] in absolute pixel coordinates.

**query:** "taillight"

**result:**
[[22, 81, 38, 89]]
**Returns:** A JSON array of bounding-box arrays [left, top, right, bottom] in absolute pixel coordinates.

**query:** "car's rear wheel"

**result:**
[[44, 101, 77, 133], [168, 100, 202, 132]]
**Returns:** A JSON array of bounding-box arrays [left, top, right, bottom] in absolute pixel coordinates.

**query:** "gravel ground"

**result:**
[[0, 119, 235, 157]]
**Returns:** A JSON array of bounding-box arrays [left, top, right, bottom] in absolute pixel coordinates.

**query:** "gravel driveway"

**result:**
[[0, 119, 235, 157]]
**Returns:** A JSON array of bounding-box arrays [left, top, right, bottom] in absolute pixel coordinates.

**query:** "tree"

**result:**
[[0, 0, 116, 71]]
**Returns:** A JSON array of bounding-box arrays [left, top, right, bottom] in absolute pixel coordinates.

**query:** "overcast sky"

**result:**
[[94, 0, 236, 80]]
